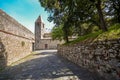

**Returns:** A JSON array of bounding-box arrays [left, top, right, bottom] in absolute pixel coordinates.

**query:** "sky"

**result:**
[[0, 0, 54, 33]]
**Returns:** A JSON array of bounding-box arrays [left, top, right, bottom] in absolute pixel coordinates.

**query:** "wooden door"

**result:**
[[45, 44, 48, 49]]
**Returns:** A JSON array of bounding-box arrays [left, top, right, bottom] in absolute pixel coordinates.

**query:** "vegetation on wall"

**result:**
[[39, 0, 120, 43], [21, 41, 25, 47]]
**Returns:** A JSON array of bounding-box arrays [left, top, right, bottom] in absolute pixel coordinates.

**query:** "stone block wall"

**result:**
[[35, 39, 63, 50], [58, 39, 120, 80], [0, 9, 34, 69]]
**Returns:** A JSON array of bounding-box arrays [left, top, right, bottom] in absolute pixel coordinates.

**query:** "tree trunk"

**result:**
[[118, 1, 120, 23], [112, 0, 120, 23], [65, 34, 69, 43], [117, 6, 120, 23], [63, 26, 69, 43], [64, 29, 69, 43], [95, 0, 108, 31], [118, 13, 120, 23]]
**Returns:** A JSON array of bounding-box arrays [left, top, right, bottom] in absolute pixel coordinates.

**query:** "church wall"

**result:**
[[35, 39, 63, 50], [0, 10, 34, 68], [34, 16, 64, 50]]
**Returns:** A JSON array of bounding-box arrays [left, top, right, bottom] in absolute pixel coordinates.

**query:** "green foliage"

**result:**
[[51, 24, 74, 41], [65, 30, 102, 45], [66, 23, 120, 45], [51, 25, 64, 41], [21, 41, 25, 47], [108, 0, 120, 23], [0, 67, 4, 72], [39, 0, 120, 43], [96, 23, 120, 40], [109, 23, 120, 30], [91, 26, 99, 33]]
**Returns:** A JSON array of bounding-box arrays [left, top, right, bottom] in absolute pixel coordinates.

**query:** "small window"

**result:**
[[37, 23, 39, 26], [43, 24, 44, 28]]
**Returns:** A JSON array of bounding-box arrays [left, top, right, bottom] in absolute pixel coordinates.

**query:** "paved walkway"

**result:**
[[0, 50, 98, 80]]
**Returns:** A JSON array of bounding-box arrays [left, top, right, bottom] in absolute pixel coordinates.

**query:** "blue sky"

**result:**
[[0, 0, 54, 33]]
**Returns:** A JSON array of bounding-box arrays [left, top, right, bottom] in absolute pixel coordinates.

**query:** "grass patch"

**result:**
[[0, 52, 36, 72], [96, 23, 120, 41], [0, 67, 4, 72], [64, 30, 102, 45], [10, 52, 35, 66], [65, 23, 120, 45]]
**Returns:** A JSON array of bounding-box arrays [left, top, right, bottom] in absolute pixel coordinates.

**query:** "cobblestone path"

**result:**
[[0, 50, 98, 80]]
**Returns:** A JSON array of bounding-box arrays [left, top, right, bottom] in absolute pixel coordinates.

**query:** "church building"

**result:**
[[34, 16, 63, 50]]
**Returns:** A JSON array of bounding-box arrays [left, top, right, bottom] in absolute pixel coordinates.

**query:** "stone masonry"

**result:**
[[0, 9, 34, 69], [35, 16, 63, 50], [58, 39, 120, 80]]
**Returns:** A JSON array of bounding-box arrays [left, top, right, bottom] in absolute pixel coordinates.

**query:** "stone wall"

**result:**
[[35, 39, 63, 50], [58, 39, 120, 80], [0, 9, 34, 69], [0, 38, 7, 69]]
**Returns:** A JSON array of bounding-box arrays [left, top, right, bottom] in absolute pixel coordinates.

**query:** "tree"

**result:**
[[51, 24, 73, 42], [39, 0, 109, 43], [51, 25, 64, 41], [109, 0, 120, 23], [90, 0, 108, 31]]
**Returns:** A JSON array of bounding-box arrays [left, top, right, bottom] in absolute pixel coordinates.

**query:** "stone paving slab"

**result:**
[[0, 50, 98, 80]]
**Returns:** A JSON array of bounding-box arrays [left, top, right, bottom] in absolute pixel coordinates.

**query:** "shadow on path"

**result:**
[[0, 50, 100, 80]]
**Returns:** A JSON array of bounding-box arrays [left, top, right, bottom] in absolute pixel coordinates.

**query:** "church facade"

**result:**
[[34, 16, 63, 50]]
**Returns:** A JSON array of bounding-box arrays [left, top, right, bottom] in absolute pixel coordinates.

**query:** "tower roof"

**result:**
[[35, 15, 43, 23]]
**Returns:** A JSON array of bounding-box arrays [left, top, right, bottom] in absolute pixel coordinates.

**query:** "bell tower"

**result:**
[[35, 16, 45, 50]]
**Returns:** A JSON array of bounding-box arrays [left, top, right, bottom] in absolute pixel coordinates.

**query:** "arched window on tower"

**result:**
[[37, 23, 39, 26], [43, 24, 44, 28], [35, 22, 40, 26]]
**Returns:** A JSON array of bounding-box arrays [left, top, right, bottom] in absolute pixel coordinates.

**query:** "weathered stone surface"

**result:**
[[58, 38, 120, 80], [0, 9, 34, 69]]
